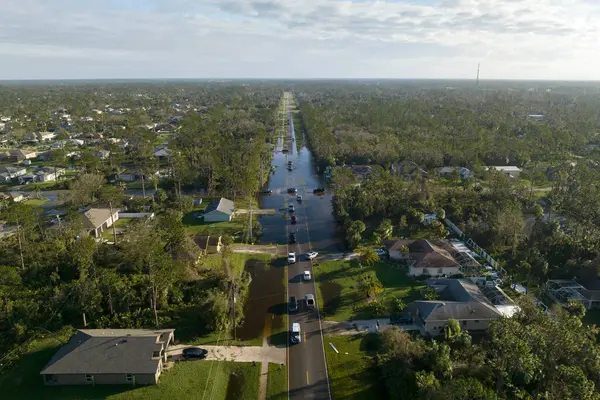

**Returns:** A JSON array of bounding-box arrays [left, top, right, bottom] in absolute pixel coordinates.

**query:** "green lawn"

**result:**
[[23, 198, 49, 207], [100, 219, 133, 241], [21, 182, 58, 191], [324, 334, 385, 400], [267, 363, 287, 400], [314, 260, 425, 322], [198, 252, 272, 277], [0, 331, 260, 400]]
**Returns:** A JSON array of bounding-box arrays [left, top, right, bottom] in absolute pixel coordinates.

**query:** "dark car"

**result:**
[[289, 296, 299, 313], [313, 188, 325, 194], [182, 347, 208, 360], [291, 215, 297, 224], [263, 189, 273, 194], [390, 314, 413, 325], [289, 232, 296, 243], [287, 187, 297, 193]]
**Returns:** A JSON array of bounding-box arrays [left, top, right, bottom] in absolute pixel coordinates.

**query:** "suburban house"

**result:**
[[545, 279, 600, 310], [203, 198, 235, 222], [82, 208, 119, 237], [195, 235, 223, 254], [36, 167, 65, 182], [422, 213, 438, 225], [153, 147, 171, 160], [436, 166, 474, 180], [390, 160, 428, 179], [154, 123, 176, 133], [485, 166, 521, 178], [11, 149, 37, 162], [405, 278, 516, 336], [0, 165, 27, 182], [385, 239, 462, 277], [94, 150, 111, 160], [9, 192, 24, 202], [40, 329, 175, 386]]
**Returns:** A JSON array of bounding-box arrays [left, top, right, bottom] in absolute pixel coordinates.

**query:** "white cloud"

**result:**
[[0, 0, 598, 79]]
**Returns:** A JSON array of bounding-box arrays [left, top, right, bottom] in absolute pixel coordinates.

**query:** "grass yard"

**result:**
[[23, 197, 49, 207], [100, 219, 133, 241], [267, 363, 287, 400], [324, 334, 385, 400], [198, 252, 272, 276], [0, 331, 260, 400], [315, 260, 425, 322]]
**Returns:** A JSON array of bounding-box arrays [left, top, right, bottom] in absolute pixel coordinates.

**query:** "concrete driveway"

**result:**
[[167, 344, 285, 364]]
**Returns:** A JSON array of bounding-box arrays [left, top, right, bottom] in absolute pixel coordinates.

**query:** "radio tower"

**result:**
[[476, 63, 480, 85]]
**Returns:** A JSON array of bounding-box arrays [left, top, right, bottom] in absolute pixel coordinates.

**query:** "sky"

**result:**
[[1, 0, 599, 80]]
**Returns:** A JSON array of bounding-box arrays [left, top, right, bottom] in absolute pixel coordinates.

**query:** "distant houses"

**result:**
[[485, 166, 521, 178], [436, 166, 474, 180]]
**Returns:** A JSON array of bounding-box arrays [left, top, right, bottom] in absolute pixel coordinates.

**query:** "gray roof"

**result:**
[[426, 278, 489, 303], [82, 208, 118, 229], [415, 300, 502, 322], [40, 329, 174, 375], [204, 197, 234, 216]]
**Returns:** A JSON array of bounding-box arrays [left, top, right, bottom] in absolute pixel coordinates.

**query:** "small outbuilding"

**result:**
[[203, 198, 235, 222]]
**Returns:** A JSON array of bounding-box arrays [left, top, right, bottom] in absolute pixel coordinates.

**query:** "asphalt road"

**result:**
[[283, 95, 331, 400]]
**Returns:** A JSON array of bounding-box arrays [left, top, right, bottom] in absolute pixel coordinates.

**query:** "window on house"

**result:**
[[422, 268, 428, 274], [437, 267, 443, 274], [475, 320, 480, 323], [462, 320, 467, 326], [126, 374, 133, 382], [85, 374, 93, 382]]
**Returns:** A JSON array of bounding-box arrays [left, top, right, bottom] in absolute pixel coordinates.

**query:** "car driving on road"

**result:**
[[303, 270, 312, 281], [313, 188, 325, 194], [287, 187, 297, 193], [288, 204, 295, 212], [291, 215, 297, 224], [182, 347, 208, 360], [290, 322, 301, 344], [289, 296, 298, 313], [296, 195, 302, 201], [305, 294, 315, 309], [306, 251, 318, 260], [289, 232, 296, 243], [288, 252, 296, 263]]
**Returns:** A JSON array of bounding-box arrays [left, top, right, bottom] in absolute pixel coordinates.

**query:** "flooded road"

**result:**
[[236, 96, 342, 348], [258, 113, 343, 252]]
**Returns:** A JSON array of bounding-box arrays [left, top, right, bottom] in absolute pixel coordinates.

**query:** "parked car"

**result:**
[[290, 322, 301, 344], [313, 188, 325, 194], [194, 212, 205, 220], [303, 270, 312, 281], [182, 347, 208, 360], [375, 248, 388, 258], [288, 252, 296, 263], [263, 189, 273, 194], [305, 294, 315, 309], [390, 314, 413, 325], [296, 195, 302, 202], [289, 296, 299, 313], [306, 251, 318, 260], [287, 187, 297, 193], [288, 204, 295, 212], [289, 233, 296, 243], [288, 166, 293, 171], [291, 215, 297, 224]]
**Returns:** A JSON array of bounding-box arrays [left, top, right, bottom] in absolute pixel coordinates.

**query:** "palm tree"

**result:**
[[356, 246, 379, 267]]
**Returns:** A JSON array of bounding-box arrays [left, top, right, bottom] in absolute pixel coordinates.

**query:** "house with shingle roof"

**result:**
[[82, 208, 119, 237], [405, 278, 514, 337], [385, 239, 461, 277], [40, 329, 175, 386]]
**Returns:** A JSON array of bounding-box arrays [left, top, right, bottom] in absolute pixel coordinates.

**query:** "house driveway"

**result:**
[[321, 319, 420, 335], [167, 344, 286, 364]]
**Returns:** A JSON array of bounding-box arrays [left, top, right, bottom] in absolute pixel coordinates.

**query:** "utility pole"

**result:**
[[476, 63, 480, 85]]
